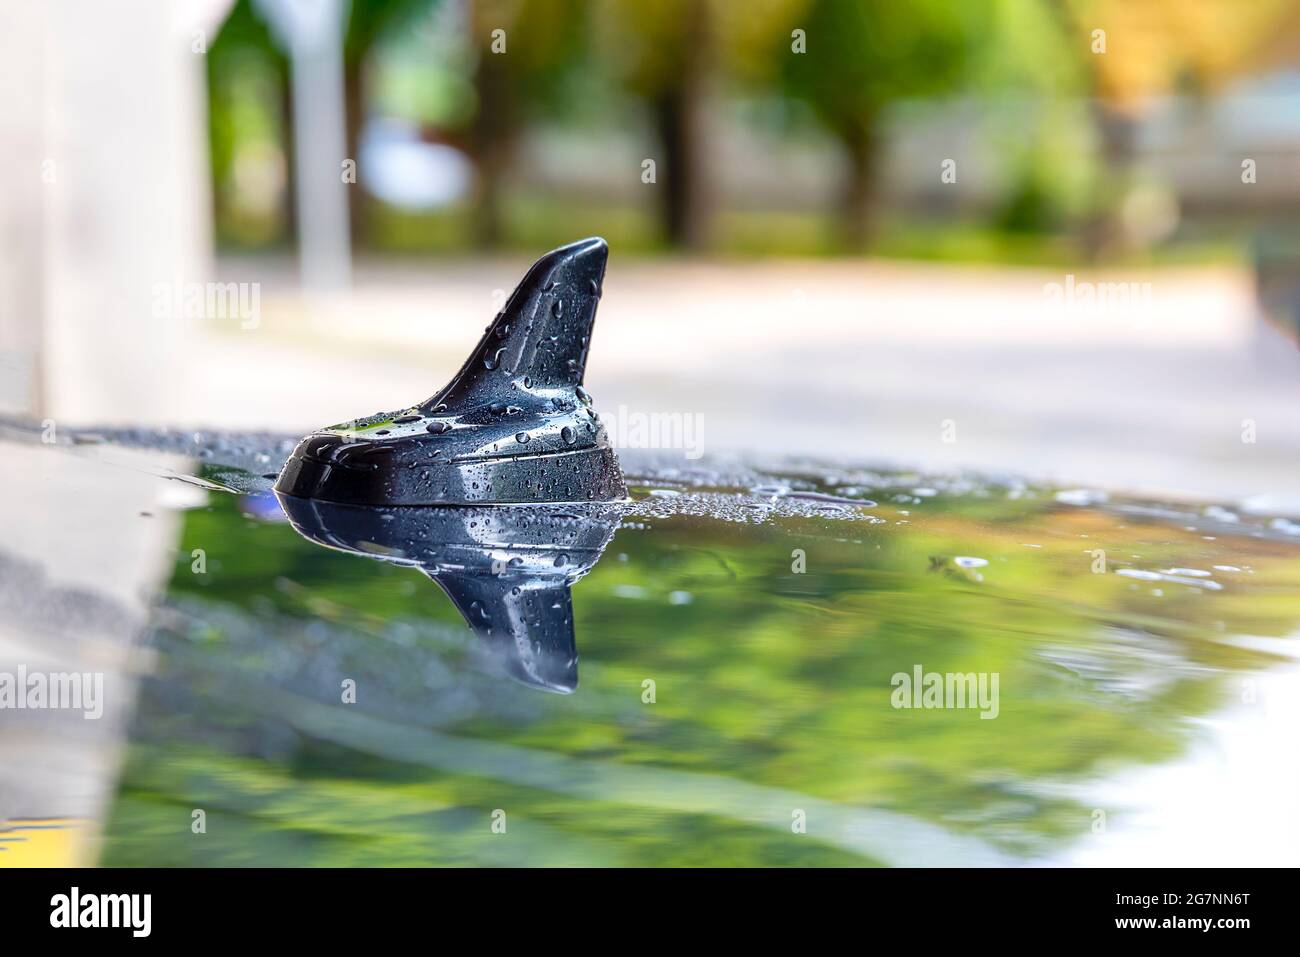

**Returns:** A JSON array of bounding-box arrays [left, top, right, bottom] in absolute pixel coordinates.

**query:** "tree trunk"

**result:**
[[1083, 102, 1139, 261], [470, 51, 515, 249], [651, 0, 709, 250], [652, 86, 708, 250], [840, 122, 878, 251], [278, 57, 298, 248], [343, 55, 366, 247]]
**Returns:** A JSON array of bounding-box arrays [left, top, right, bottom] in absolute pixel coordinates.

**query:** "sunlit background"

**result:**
[[5, 0, 1300, 496], [4, 0, 1300, 868]]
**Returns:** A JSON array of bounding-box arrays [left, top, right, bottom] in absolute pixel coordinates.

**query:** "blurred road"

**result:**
[[54, 255, 1300, 508]]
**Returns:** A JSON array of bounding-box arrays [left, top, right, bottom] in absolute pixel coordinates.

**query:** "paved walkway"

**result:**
[[48, 255, 1300, 507]]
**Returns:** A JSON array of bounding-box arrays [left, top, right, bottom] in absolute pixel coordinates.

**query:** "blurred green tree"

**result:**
[[342, 0, 438, 245], [592, 0, 718, 250], [467, 0, 590, 247], [210, 0, 437, 250], [1053, 0, 1297, 257], [779, 0, 981, 249], [207, 0, 293, 249]]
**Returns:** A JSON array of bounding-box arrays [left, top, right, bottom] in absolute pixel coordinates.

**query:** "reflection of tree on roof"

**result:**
[[100, 469, 1300, 865]]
